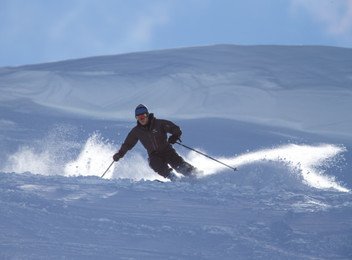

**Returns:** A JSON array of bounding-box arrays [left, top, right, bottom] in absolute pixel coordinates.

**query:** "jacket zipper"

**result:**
[[153, 135, 159, 150]]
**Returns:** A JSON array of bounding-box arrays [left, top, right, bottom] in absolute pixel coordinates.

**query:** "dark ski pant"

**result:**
[[148, 148, 195, 178]]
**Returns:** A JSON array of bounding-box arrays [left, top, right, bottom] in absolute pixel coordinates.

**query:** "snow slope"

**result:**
[[0, 45, 352, 259], [1, 45, 351, 137]]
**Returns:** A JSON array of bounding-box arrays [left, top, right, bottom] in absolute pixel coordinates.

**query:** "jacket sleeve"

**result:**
[[118, 129, 138, 158], [162, 120, 182, 137]]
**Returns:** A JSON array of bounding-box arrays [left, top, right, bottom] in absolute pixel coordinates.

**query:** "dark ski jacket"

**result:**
[[118, 113, 182, 157]]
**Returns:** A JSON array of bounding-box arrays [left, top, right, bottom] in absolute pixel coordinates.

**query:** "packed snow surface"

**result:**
[[0, 45, 351, 259]]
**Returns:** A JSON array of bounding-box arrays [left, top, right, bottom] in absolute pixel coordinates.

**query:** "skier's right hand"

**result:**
[[113, 152, 121, 162], [168, 134, 181, 144]]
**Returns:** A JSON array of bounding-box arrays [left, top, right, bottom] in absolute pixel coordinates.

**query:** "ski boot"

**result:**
[[167, 171, 179, 182]]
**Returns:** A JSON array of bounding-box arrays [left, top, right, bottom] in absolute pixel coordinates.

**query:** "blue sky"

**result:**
[[1, 0, 351, 67]]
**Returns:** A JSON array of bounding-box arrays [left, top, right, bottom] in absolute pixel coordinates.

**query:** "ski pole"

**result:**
[[176, 142, 237, 171], [101, 160, 115, 178]]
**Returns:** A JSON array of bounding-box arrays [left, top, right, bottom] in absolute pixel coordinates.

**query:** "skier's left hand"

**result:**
[[113, 152, 121, 162], [168, 134, 180, 144]]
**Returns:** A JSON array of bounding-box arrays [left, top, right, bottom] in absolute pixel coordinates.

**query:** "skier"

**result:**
[[112, 104, 197, 181]]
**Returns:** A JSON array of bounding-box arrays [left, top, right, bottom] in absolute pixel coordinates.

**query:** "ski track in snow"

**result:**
[[1, 169, 351, 259]]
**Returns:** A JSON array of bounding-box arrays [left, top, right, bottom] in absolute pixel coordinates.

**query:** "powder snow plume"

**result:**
[[187, 143, 348, 192], [1, 124, 348, 192]]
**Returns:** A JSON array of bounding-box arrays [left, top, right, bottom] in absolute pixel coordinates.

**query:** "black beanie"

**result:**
[[135, 104, 149, 117]]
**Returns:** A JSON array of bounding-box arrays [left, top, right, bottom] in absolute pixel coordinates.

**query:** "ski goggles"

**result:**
[[136, 113, 148, 120]]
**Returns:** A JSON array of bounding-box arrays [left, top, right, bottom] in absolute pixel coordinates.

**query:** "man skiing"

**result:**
[[113, 104, 197, 181]]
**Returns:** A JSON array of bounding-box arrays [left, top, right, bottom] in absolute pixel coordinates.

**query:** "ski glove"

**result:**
[[168, 134, 181, 144], [113, 152, 122, 162]]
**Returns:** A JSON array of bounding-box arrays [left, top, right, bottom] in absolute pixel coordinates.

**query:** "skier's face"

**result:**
[[136, 113, 149, 125], [138, 116, 148, 125]]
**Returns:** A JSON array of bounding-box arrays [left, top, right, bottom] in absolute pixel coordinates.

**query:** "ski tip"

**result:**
[[153, 179, 165, 183]]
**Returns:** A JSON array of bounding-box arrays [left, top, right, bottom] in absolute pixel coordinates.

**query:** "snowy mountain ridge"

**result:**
[[1, 45, 352, 138]]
